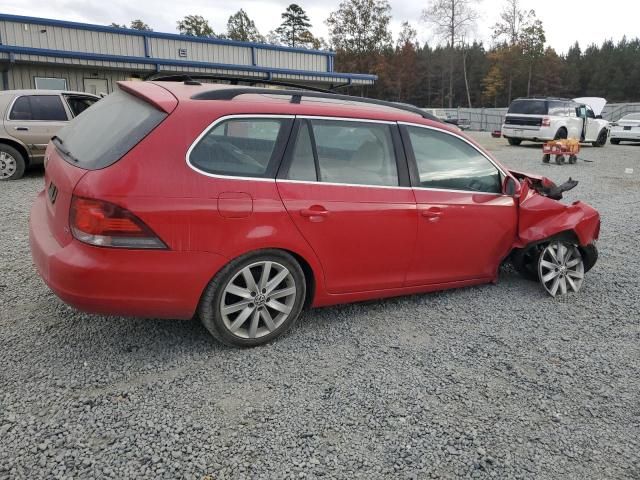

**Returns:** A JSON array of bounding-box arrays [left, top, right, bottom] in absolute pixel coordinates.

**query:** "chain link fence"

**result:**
[[425, 103, 640, 132]]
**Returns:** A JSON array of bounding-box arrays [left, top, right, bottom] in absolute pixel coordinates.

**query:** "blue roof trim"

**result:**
[[0, 13, 337, 57], [0, 44, 378, 82]]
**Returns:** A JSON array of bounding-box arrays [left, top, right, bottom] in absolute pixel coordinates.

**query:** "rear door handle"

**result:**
[[300, 206, 329, 219], [15, 127, 29, 131]]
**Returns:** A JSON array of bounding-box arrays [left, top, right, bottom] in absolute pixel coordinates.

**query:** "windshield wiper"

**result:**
[[51, 136, 79, 163]]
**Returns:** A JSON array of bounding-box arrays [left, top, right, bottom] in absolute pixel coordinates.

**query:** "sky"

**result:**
[[2, 0, 639, 54]]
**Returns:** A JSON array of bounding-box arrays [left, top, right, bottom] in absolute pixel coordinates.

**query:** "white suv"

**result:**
[[502, 97, 609, 147]]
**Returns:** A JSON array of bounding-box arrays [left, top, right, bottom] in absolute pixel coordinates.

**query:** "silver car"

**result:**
[[0, 89, 99, 180]]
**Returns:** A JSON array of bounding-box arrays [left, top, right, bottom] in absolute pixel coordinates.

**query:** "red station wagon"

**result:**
[[29, 79, 600, 347]]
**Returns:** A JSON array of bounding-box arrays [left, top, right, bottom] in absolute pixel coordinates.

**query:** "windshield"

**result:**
[[622, 113, 640, 121], [54, 88, 167, 169], [508, 100, 548, 115]]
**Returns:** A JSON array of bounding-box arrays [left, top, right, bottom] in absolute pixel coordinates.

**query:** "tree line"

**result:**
[[111, 0, 640, 107]]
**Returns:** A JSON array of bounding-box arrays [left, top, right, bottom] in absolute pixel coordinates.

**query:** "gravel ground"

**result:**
[[1, 134, 639, 479]]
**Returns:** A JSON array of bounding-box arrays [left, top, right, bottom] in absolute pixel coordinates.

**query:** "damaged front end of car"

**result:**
[[508, 170, 600, 297]]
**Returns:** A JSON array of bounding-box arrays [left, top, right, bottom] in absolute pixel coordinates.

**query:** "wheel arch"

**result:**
[[200, 246, 322, 310], [0, 137, 30, 166]]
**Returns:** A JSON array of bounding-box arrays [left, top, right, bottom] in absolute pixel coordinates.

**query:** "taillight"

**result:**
[[70, 196, 166, 249], [541, 117, 551, 127]]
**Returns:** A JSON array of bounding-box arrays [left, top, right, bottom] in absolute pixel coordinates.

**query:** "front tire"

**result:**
[[507, 137, 522, 146], [0, 145, 26, 180], [538, 241, 584, 297], [199, 250, 306, 347]]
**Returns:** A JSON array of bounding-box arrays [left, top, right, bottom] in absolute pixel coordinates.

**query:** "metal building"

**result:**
[[0, 13, 376, 94]]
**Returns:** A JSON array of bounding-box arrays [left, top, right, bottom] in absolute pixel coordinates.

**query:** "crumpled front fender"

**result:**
[[515, 181, 600, 248]]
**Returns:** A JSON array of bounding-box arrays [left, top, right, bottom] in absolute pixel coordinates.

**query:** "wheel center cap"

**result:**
[[255, 293, 266, 307]]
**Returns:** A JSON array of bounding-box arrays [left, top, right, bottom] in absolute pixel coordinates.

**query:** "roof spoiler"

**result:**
[[116, 81, 178, 114]]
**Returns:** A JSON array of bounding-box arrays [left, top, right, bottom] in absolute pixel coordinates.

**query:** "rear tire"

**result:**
[[610, 138, 620, 145], [0, 144, 26, 181], [554, 128, 568, 140], [592, 129, 608, 147], [198, 250, 306, 347], [507, 138, 522, 146]]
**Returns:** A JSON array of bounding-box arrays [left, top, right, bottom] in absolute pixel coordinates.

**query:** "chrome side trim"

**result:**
[[277, 178, 411, 191], [296, 115, 396, 125], [185, 114, 512, 198]]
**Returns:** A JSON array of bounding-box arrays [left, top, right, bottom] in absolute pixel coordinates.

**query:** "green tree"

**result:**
[[110, 20, 152, 31], [327, 0, 392, 55], [177, 15, 215, 37], [421, 0, 480, 107], [130, 19, 152, 31], [520, 18, 545, 96], [275, 4, 313, 48], [226, 9, 264, 42]]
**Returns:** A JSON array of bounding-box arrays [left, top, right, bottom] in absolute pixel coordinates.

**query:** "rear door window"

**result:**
[[189, 118, 290, 178], [9, 95, 68, 121], [285, 119, 399, 187], [406, 126, 502, 194], [54, 87, 167, 169]]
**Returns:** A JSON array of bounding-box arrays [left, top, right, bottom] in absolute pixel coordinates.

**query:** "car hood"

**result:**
[[573, 97, 607, 116]]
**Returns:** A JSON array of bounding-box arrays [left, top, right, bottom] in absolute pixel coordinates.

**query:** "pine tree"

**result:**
[[275, 4, 313, 48], [226, 9, 264, 42]]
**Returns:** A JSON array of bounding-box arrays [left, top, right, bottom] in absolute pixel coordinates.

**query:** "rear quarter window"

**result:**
[[54, 88, 167, 169], [189, 118, 290, 178]]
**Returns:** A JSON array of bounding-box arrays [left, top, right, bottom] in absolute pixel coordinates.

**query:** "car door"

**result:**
[[276, 118, 417, 294], [5, 95, 69, 159], [584, 106, 600, 141], [400, 123, 517, 286]]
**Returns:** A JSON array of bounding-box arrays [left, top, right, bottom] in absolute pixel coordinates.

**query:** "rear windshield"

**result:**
[[53, 88, 167, 169], [507, 100, 548, 115]]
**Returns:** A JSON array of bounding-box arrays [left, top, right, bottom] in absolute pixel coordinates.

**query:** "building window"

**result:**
[[34, 77, 68, 90]]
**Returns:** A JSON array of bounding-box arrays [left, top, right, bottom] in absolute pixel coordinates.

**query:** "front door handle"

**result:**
[[300, 206, 329, 221], [15, 127, 29, 131], [421, 207, 443, 222]]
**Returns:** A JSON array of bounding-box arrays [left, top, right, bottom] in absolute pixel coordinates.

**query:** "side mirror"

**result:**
[[503, 176, 521, 197], [596, 114, 603, 119]]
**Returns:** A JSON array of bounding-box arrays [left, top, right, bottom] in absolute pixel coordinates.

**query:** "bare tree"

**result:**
[[492, 0, 531, 46], [422, 0, 479, 107]]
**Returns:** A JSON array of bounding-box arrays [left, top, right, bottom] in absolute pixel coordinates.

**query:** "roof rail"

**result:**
[[148, 73, 339, 94], [190, 87, 442, 122]]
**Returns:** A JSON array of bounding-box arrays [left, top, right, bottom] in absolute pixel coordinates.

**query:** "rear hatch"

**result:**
[[43, 82, 176, 246], [504, 99, 547, 128]]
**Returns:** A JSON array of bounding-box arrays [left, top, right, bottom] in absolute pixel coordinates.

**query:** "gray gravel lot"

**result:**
[[1, 134, 639, 479]]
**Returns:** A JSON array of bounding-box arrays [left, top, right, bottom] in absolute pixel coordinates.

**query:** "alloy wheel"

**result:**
[[538, 241, 584, 297], [0, 151, 17, 180], [220, 260, 297, 339]]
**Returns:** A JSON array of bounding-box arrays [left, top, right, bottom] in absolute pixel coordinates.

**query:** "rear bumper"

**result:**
[[29, 192, 227, 319], [610, 129, 640, 140], [502, 126, 554, 141]]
